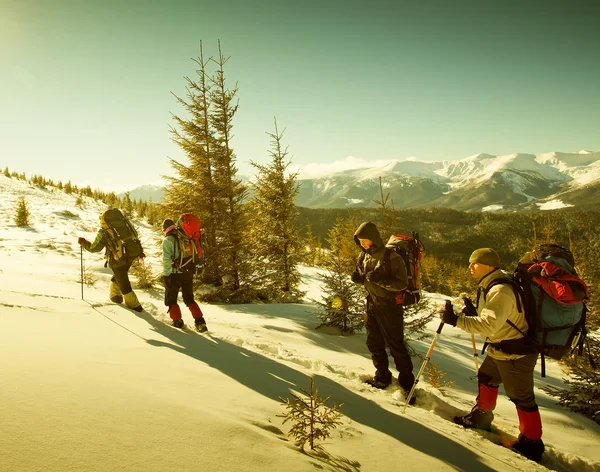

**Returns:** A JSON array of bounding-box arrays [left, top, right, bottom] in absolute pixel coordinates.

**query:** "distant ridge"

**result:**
[[294, 150, 600, 211]]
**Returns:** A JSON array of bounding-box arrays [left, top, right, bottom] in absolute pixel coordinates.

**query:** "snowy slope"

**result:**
[[1, 174, 600, 472]]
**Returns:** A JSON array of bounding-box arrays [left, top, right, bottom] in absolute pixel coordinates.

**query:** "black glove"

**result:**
[[462, 297, 477, 317], [351, 271, 364, 284], [440, 300, 458, 326], [77, 237, 88, 246], [366, 269, 384, 284]]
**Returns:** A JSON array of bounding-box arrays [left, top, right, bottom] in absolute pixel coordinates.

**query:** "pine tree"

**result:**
[[278, 377, 344, 450], [122, 192, 134, 218], [75, 195, 85, 209], [208, 40, 248, 290], [164, 40, 222, 284], [314, 217, 364, 334], [3, 167, 10, 178], [249, 118, 303, 300], [304, 224, 317, 266], [14, 196, 31, 227]]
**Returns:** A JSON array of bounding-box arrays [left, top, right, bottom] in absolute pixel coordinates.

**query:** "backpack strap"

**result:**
[[483, 279, 527, 338]]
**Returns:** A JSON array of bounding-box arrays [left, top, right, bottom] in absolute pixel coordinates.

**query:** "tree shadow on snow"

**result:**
[[128, 309, 498, 471]]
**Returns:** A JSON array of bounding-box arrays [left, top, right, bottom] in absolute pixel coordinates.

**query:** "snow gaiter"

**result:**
[[476, 384, 499, 411], [517, 408, 543, 440], [168, 304, 182, 321], [187, 301, 203, 319]]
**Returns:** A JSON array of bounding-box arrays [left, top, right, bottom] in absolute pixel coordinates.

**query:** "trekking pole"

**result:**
[[471, 335, 479, 374], [403, 304, 448, 413], [80, 245, 84, 300]]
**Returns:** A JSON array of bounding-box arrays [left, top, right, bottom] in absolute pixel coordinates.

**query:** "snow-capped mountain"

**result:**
[[295, 150, 600, 211], [118, 184, 164, 202]]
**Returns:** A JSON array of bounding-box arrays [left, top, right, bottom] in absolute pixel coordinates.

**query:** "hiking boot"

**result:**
[[401, 387, 417, 406], [110, 295, 123, 304], [172, 319, 184, 329], [364, 376, 391, 389], [454, 407, 494, 430], [194, 316, 208, 333], [512, 434, 544, 462], [131, 305, 143, 313]]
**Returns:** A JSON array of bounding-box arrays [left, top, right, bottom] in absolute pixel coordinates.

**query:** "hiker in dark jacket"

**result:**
[[78, 217, 143, 312], [162, 219, 207, 332], [441, 247, 544, 463], [351, 222, 415, 402]]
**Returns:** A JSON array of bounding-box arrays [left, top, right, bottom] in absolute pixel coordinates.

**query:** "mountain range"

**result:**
[[125, 150, 600, 211]]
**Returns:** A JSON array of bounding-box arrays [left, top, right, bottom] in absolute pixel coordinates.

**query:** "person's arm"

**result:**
[[162, 236, 176, 277], [368, 252, 408, 292], [80, 230, 105, 253], [456, 286, 514, 335]]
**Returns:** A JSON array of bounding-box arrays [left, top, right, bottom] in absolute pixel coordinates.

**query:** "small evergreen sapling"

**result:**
[[314, 217, 365, 334], [278, 378, 344, 450], [14, 196, 31, 227], [130, 258, 155, 289]]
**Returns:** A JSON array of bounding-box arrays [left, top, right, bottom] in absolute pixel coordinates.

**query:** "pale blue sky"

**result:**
[[1, 0, 599, 190]]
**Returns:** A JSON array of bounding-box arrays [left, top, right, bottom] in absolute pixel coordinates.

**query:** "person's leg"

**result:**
[[454, 355, 502, 430], [113, 263, 141, 311], [496, 353, 544, 461], [375, 301, 414, 391], [109, 276, 123, 303], [164, 274, 183, 322], [364, 298, 392, 387]]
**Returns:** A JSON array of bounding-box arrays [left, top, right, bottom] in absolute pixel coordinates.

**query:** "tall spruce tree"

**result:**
[[164, 41, 221, 283], [208, 40, 248, 290], [249, 118, 303, 300], [314, 217, 364, 334]]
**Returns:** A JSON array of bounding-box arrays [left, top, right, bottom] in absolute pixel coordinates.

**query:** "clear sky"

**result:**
[[1, 0, 599, 191]]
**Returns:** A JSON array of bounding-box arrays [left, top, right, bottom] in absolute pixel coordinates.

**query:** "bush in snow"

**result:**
[[14, 196, 31, 227], [424, 360, 454, 394], [77, 264, 97, 287], [130, 258, 155, 289], [543, 336, 600, 424], [278, 377, 344, 450]]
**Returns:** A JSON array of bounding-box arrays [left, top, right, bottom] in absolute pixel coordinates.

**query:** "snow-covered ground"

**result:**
[[1, 174, 600, 472]]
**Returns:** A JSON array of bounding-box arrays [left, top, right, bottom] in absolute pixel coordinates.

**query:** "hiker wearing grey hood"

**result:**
[[351, 222, 415, 400]]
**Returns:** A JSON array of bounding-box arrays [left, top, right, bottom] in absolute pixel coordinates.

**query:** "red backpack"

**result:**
[[170, 213, 203, 272], [384, 232, 423, 306]]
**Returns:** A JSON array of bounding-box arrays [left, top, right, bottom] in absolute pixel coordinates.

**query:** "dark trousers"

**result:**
[[478, 353, 539, 412], [365, 296, 415, 390], [110, 259, 134, 295], [164, 271, 195, 307]]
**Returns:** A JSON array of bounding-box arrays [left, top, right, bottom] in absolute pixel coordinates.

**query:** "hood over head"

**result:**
[[353, 221, 384, 253]]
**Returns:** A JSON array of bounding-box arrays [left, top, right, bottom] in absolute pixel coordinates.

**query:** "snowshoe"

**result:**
[[401, 388, 417, 406], [512, 434, 544, 462], [194, 316, 208, 333], [454, 406, 494, 431], [172, 319, 185, 329], [364, 377, 391, 390]]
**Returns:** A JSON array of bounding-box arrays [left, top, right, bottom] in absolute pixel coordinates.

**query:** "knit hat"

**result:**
[[469, 248, 501, 268], [162, 219, 175, 233]]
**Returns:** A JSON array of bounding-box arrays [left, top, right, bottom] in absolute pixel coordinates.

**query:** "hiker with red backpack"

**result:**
[[351, 222, 416, 403], [440, 248, 544, 462], [77, 209, 144, 312], [162, 216, 207, 332]]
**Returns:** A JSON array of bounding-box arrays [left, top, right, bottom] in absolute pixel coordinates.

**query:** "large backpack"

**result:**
[[99, 208, 144, 265], [485, 244, 589, 377], [383, 232, 424, 306], [168, 212, 203, 274]]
